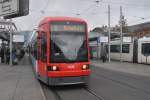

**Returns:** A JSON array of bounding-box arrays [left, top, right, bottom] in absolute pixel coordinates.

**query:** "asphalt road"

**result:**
[[41, 64, 150, 100], [89, 65, 150, 100]]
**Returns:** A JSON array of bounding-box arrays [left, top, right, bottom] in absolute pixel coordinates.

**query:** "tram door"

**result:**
[[38, 31, 47, 81], [133, 39, 138, 63]]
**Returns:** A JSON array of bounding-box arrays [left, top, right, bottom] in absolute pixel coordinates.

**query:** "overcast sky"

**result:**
[[13, 0, 150, 31]]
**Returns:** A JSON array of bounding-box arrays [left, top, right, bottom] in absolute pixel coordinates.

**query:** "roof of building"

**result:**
[[128, 21, 150, 33]]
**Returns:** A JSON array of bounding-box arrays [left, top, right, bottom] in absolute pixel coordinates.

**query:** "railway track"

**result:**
[[41, 83, 62, 100], [40, 82, 105, 100], [83, 87, 105, 100]]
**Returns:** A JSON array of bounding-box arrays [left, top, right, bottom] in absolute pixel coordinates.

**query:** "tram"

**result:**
[[29, 17, 91, 85], [109, 36, 150, 64]]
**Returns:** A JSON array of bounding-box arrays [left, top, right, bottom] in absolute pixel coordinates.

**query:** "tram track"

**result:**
[[40, 81, 105, 100], [40, 83, 62, 100], [83, 87, 105, 100], [50, 88, 62, 100]]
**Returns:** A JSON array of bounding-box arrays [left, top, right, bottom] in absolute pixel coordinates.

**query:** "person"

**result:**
[[6, 47, 10, 64], [0, 47, 1, 62], [0, 46, 4, 63], [101, 44, 107, 63], [20, 48, 25, 59], [12, 49, 18, 65]]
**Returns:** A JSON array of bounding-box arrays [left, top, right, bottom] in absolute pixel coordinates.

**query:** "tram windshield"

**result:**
[[50, 21, 88, 63]]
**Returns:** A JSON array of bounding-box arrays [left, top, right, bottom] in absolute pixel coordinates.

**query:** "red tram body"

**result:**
[[33, 17, 90, 85]]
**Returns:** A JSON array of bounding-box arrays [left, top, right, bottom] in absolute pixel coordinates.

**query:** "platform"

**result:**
[[0, 55, 45, 100]]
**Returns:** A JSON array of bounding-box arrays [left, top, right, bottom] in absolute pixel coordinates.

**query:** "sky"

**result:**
[[13, 0, 150, 31]]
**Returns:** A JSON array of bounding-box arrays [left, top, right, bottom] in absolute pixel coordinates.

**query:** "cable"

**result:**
[[77, 0, 102, 17], [99, 1, 150, 8], [27, 0, 51, 30]]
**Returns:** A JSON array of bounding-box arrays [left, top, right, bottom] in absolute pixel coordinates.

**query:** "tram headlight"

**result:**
[[82, 65, 89, 70], [48, 66, 59, 71], [52, 66, 57, 71]]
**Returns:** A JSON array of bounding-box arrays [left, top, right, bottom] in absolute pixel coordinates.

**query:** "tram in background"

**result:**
[[29, 17, 90, 85], [108, 36, 150, 64]]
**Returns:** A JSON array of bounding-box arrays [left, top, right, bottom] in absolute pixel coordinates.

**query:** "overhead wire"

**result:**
[[27, 0, 51, 30]]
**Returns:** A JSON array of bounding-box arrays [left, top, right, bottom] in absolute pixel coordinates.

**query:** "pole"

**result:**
[[9, 19, 13, 66], [108, 5, 111, 62], [120, 6, 123, 62]]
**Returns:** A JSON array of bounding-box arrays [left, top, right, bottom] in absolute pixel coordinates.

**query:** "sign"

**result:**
[[123, 37, 132, 43], [98, 36, 108, 43], [13, 35, 24, 42], [51, 24, 85, 32], [0, 0, 19, 16], [0, 0, 29, 19]]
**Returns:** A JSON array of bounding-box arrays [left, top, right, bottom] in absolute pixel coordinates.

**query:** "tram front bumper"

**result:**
[[48, 76, 89, 85]]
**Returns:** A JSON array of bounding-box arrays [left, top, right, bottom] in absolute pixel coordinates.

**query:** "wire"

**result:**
[[99, 1, 150, 8], [77, 0, 102, 17], [27, 0, 51, 30]]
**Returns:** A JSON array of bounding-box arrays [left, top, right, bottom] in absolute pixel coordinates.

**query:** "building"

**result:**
[[128, 21, 150, 38]]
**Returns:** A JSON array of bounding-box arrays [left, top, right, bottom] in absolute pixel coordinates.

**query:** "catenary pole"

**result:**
[[120, 6, 123, 62], [9, 19, 13, 66], [108, 5, 111, 62]]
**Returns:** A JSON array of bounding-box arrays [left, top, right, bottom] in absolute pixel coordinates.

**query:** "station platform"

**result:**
[[0, 55, 45, 100], [91, 60, 150, 77]]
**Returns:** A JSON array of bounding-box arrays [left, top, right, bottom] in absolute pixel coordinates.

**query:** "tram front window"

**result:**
[[50, 22, 88, 63]]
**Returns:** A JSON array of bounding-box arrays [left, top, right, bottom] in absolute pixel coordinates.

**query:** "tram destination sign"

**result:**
[[0, 0, 29, 19]]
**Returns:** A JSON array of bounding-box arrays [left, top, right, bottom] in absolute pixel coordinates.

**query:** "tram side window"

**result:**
[[41, 32, 47, 62], [110, 44, 129, 53], [122, 44, 129, 53], [142, 43, 150, 55], [111, 45, 120, 53], [33, 40, 38, 59]]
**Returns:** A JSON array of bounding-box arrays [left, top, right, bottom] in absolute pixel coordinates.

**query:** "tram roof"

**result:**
[[139, 36, 150, 42], [39, 17, 86, 26]]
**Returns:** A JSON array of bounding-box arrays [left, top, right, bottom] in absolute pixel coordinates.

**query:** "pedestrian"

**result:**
[[12, 49, 18, 65], [0, 46, 4, 63], [20, 48, 25, 58], [0, 47, 1, 62], [101, 44, 107, 63], [6, 47, 10, 64]]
